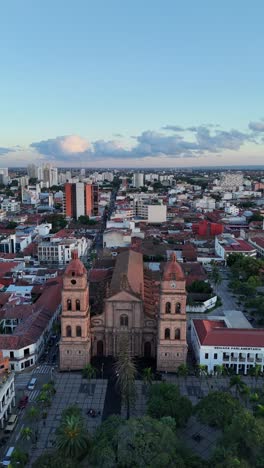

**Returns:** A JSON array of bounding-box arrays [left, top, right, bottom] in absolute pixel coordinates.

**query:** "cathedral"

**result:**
[[59, 249, 187, 372]]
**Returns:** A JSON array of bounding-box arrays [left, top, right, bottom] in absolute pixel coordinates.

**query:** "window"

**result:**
[[205, 353, 209, 359], [72, 272, 75, 277], [214, 353, 218, 359], [175, 328, 181, 340], [67, 299, 72, 311], [165, 328, 170, 339], [66, 325, 72, 337], [67, 350, 70, 354], [176, 302, 181, 314], [165, 302, 171, 314], [120, 315, 128, 327], [76, 299, 80, 311], [10, 364, 14, 370], [76, 326, 82, 337], [10, 351, 14, 359]]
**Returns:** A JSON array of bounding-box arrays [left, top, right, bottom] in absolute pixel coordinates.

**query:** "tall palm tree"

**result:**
[[210, 264, 222, 291], [249, 364, 262, 391], [37, 390, 51, 408], [214, 364, 225, 378], [115, 335, 137, 419], [142, 367, 153, 386], [56, 414, 89, 459], [240, 384, 250, 408], [82, 363, 97, 395], [229, 375, 244, 398]]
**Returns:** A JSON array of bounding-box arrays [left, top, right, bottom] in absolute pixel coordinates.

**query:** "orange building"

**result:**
[[64, 182, 99, 219]]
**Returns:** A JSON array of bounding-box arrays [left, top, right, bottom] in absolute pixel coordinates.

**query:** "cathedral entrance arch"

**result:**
[[97, 340, 104, 356], [144, 341, 151, 358]]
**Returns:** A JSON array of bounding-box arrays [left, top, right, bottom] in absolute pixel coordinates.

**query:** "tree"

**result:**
[[142, 367, 154, 389], [37, 390, 51, 408], [229, 375, 245, 398], [114, 335, 137, 419], [248, 364, 262, 390], [147, 382, 192, 427], [82, 363, 97, 395], [10, 448, 29, 468], [177, 363, 189, 379], [195, 391, 243, 429], [21, 426, 34, 442], [42, 381, 56, 397], [62, 405, 82, 420], [32, 452, 76, 468], [91, 415, 186, 468], [221, 410, 264, 466], [210, 264, 222, 294], [56, 414, 90, 460]]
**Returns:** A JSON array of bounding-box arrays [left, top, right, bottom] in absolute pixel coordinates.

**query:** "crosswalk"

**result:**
[[33, 365, 52, 375], [28, 389, 40, 402], [15, 372, 32, 388]]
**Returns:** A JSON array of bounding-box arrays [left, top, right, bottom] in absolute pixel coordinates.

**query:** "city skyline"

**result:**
[[1, 1, 264, 167]]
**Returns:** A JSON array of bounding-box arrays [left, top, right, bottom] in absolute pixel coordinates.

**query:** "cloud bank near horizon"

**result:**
[[1, 120, 264, 164]]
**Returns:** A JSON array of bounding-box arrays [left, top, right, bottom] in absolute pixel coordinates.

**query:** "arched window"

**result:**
[[176, 302, 181, 314], [76, 326, 82, 337], [120, 315, 128, 327], [76, 299, 81, 311], [165, 302, 171, 314], [67, 299, 72, 311], [165, 328, 170, 339], [175, 328, 181, 340], [66, 325, 72, 337]]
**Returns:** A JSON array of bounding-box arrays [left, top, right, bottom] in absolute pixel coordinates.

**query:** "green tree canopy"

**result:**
[[195, 391, 243, 429], [91, 415, 187, 468], [147, 382, 192, 427]]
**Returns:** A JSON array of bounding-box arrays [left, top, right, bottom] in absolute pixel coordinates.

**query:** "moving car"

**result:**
[[18, 395, 29, 409]]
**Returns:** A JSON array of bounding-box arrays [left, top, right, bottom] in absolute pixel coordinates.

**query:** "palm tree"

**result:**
[[196, 364, 209, 390], [42, 382, 56, 396], [82, 363, 97, 395], [240, 384, 250, 408], [115, 335, 137, 419], [142, 367, 153, 395], [142, 367, 153, 386], [56, 414, 89, 459], [177, 364, 189, 380], [255, 404, 264, 418], [27, 405, 40, 424], [21, 426, 34, 442], [210, 264, 222, 294], [249, 364, 262, 390], [37, 390, 51, 409], [214, 364, 225, 378], [229, 375, 244, 398]]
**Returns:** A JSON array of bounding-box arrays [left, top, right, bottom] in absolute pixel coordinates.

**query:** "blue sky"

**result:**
[[1, 0, 264, 167]]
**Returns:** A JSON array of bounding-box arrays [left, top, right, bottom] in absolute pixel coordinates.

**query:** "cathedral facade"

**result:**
[[59, 249, 187, 372]]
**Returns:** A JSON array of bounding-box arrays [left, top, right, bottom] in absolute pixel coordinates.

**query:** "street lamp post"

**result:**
[[101, 363, 104, 380]]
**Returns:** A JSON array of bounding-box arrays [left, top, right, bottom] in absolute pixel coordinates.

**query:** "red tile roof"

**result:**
[[193, 319, 264, 347], [0, 262, 20, 277], [251, 237, 264, 249], [224, 239, 255, 252]]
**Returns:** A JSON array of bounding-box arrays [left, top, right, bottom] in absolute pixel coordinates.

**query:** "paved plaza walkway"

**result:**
[[30, 372, 107, 465]]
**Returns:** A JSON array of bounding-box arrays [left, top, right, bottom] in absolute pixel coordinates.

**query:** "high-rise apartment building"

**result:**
[[64, 182, 99, 219], [133, 172, 144, 188]]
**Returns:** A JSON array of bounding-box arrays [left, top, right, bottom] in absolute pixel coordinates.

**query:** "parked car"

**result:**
[[4, 415, 18, 433], [18, 395, 29, 409]]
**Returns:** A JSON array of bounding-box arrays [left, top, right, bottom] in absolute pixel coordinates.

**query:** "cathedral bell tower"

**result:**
[[59, 250, 91, 371], [157, 253, 188, 372]]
